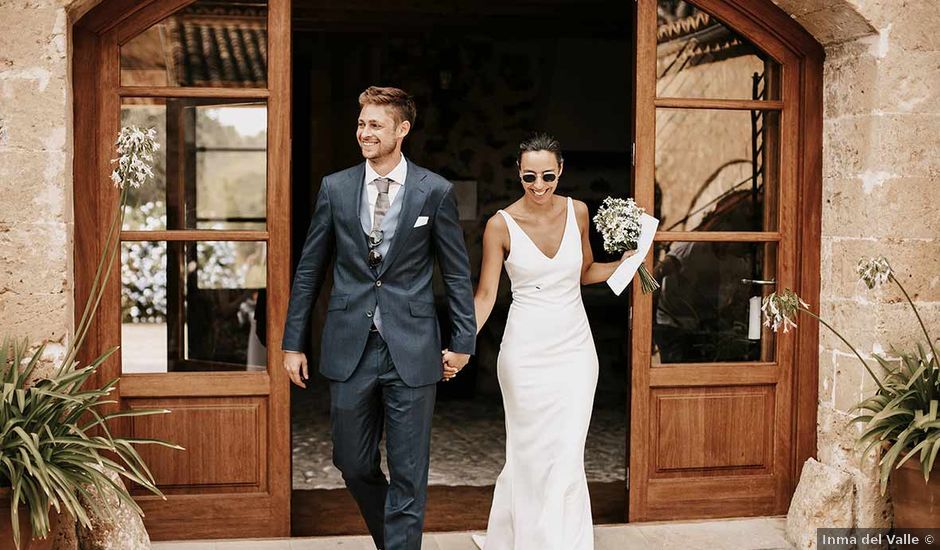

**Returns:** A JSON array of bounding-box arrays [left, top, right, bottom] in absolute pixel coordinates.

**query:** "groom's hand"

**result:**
[[283, 351, 309, 388], [441, 349, 470, 381]]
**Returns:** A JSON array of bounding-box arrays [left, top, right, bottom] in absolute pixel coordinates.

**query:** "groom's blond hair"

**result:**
[[359, 86, 416, 126]]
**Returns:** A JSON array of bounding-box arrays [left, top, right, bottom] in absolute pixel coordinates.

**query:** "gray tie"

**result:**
[[372, 177, 391, 231]]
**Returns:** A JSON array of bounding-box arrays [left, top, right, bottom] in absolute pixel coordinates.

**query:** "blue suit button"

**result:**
[[366, 311, 374, 318], [375, 280, 382, 287]]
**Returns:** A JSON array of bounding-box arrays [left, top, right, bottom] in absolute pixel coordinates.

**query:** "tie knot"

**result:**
[[374, 177, 391, 194]]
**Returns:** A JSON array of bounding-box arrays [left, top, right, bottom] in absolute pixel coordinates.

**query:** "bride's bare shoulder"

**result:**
[[487, 211, 509, 228], [484, 212, 510, 248], [570, 198, 590, 217]]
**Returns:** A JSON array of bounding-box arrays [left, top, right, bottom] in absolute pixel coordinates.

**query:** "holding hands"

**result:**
[[441, 349, 470, 381]]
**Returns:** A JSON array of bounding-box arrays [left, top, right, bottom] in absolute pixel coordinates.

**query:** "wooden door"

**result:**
[[628, 0, 823, 521], [73, 0, 292, 540]]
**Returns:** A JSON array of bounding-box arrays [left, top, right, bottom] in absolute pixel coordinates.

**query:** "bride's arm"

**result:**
[[473, 214, 508, 334], [576, 200, 635, 285]]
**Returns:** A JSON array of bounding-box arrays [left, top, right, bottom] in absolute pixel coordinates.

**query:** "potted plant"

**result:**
[[763, 256, 938, 528], [1, 127, 181, 549]]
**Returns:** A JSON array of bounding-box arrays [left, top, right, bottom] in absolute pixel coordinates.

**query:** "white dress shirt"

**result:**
[[364, 153, 408, 230]]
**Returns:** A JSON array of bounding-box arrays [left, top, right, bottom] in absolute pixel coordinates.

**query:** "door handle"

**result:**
[[741, 278, 776, 285]]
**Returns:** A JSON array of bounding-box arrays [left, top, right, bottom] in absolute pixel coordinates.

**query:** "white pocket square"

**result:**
[[414, 216, 429, 228]]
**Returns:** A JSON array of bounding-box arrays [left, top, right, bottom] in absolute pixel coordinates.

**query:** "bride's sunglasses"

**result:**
[[521, 171, 557, 184]]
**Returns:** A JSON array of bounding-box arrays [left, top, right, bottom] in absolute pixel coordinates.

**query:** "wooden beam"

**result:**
[[121, 230, 269, 241], [654, 98, 784, 111], [118, 87, 270, 99]]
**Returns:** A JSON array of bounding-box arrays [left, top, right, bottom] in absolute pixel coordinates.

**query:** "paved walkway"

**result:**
[[152, 517, 793, 550]]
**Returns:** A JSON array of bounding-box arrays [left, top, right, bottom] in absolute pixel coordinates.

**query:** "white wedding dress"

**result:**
[[475, 197, 598, 550]]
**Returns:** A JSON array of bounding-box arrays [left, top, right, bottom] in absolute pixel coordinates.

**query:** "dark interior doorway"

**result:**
[[288, 0, 634, 536]]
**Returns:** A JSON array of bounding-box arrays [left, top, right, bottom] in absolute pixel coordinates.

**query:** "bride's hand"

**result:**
[[620, 249, 637, 262], [442, 349, 459, 381]]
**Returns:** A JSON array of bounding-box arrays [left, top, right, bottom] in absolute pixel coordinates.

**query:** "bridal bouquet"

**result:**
[[593, 196, 660, 293]]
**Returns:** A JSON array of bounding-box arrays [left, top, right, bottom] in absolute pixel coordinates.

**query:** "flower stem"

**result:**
[[889, 273, 939, 363], [800, 307, 886, 392], [61, 187, 129, 374], [638, 265, 660, 294]]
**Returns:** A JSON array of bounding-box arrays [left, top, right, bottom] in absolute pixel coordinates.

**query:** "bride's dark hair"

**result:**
[[517, 132, 564, 166]]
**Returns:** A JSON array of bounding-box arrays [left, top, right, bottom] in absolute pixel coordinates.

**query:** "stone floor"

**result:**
[[291, 377, 628, 489], [152, 517, 793, 549]]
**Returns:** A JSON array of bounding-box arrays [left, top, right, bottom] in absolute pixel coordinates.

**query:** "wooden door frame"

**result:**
[[629, 0, 823, 521], [73, 0, 292, 539]]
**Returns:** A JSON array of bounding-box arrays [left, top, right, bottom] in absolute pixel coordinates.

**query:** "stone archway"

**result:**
[[773, 0, 878, 46]]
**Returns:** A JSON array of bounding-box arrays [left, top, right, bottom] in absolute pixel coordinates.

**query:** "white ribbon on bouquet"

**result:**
[[606, 213, 659, 296]]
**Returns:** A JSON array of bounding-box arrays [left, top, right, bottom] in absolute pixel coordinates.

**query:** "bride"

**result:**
[[445, 133, 633, 550]]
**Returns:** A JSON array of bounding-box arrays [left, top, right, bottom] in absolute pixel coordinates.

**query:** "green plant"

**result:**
[[1, 127, 182, 549], [763, 257, 939, 494], [1, 338, 179, 548]]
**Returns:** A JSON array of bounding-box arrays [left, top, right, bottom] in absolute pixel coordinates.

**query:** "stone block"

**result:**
[[823, 114, 939, 179], [818, 340, 836, 407], [882, 0, 940, 53], [823, 40, 878, 119], [816, 406, 893, 530], [832, 351, 873, 413], [868, 114, 940, 178], [820, 238, 833, 287], [870, 301, 940, 359], [770, 0, 833, 18], [0, 150, 69, 225], [829, 238, 940, 302], [0, 73, 68, 151], [0, 221, 71, 295], [76, 467, 151, 550], [785, 457, 855, 549], [817, 405, 865, 468], [816, 298, 881, 354], [795, 3, 877, 46], [0, 291, 72, 343], [0, 7, 67, 67], [822, 176, 940, 239], [823, 115, 874, 180], [875, 50, 940, 115]]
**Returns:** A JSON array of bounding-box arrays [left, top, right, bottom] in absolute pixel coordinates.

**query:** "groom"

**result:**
[[281, 86, 476, 550]]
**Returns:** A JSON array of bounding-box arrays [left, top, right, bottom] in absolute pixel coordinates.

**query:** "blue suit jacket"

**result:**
[[281, 160, 477, 387]]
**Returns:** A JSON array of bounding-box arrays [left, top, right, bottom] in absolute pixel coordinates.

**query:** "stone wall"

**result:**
[[774, 0, 940, 541], [0, 0, 77, 349]]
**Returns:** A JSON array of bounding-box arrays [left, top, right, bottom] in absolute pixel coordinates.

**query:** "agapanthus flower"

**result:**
[[856, 256, 892, 290], [110, 126, 160, 189], [761, 289, 809, 333]]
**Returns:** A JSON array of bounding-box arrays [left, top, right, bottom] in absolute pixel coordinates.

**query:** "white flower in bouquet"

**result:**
[[592, 196, 659, 293]]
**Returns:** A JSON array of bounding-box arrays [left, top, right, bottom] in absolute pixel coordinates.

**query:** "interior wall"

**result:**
[[292, 28, 633, 400]]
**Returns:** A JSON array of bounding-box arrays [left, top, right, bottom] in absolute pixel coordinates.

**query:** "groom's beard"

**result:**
[[359, 139, 397, 161]]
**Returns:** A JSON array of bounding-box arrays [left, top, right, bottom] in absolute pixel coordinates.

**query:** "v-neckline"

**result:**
[[503, 198, 570, 261]]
